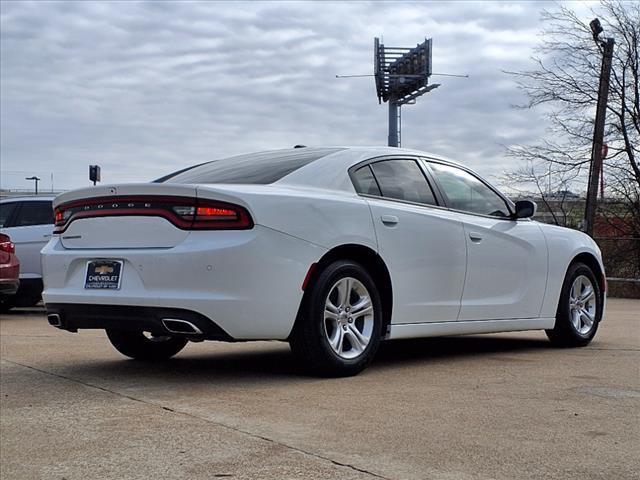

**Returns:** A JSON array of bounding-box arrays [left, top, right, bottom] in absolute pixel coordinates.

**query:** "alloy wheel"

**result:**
[[323, 277, 374, 359], [569, 275, 597, 335]]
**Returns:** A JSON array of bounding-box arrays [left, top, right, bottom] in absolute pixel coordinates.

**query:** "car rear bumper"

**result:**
[[42, 226, 326, 340], [0, 278, 20, 295], [46, 303, 233, 340]]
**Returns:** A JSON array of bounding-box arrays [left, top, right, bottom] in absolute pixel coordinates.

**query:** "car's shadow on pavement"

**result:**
[[2, 307, 46, 317], [59, 335, 552, 383], [377, 335, 550, 365]]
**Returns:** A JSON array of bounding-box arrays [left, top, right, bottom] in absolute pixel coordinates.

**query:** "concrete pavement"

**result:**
[[1, 299, 639, 479]]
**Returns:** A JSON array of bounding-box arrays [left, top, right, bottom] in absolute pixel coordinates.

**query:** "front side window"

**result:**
[[14, 201, 54, 227], [369, 160, 437, 206], [429, 163, 510, 217], [0, 202, 17, 227]]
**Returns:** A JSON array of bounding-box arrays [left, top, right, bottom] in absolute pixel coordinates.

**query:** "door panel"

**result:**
[[424, 161, 548, 321], [368, 199, 466, 324], [458, 216, 547, 320]]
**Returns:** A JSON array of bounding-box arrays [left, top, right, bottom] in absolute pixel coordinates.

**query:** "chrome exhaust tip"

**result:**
[[47, 313, 62, 327], [161, 318, 203, 335]]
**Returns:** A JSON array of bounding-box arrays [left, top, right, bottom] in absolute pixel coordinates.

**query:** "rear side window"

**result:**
[[0, 202, 17, 227], [352, 165, 381, 196], [160, 148, 343, 184], [14, 201, 54, 227], [369, 160, 437, 206]]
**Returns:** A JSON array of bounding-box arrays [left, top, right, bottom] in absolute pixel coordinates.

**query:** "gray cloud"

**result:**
[[1, 0, 581, 191]]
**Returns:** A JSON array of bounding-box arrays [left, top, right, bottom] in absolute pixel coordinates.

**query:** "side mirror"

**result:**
[[513, 200, 537, 219]]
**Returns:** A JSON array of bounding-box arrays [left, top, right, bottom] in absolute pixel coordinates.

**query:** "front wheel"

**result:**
[[546, 262, 602, 347], [106, 329, 188, 360], [290, 260, 383, 377]]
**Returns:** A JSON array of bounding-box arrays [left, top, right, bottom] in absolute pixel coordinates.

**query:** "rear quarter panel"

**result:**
[[197, 185, 378, 251]]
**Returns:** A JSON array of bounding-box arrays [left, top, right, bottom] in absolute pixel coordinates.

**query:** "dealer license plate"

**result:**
[[84, 260, 123, 290]]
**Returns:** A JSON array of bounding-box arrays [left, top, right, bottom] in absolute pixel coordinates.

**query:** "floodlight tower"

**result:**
[[374, 38, 439, 147]]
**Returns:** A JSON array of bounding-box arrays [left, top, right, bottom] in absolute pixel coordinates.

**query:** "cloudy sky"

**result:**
[[1, 0, 596, 192]]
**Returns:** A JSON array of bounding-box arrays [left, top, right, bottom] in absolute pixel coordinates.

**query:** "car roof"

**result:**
[[157, 146, 464, 191], [276, 146, 464, 191], [276, 146, 462, 165]]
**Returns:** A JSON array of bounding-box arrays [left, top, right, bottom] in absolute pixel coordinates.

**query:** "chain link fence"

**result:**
[[594, 237, 640, 298]]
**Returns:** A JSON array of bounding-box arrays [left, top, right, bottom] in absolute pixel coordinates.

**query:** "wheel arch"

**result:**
[[564, 251, 606, 315], [291, 244, 393, 338]]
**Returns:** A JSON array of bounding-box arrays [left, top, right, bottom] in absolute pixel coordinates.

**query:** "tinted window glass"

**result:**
[[14, 201, 54, 226], [370, 160, 437, 205], [0, 202, 18, 227], [429, 163, 510, 217], [161, 148, 343, 184], [352, 165, 381, 196]]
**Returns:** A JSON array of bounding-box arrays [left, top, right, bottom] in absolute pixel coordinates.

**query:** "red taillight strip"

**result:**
[[54, 195, 253, 233]]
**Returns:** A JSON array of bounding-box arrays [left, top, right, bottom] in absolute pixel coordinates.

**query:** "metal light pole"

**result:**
[[25, 176, 40, 195], [388, 99, 399, 147], [584, 18, 615, 237]]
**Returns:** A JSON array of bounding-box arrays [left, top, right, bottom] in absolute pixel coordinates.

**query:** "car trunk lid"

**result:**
[[55, 184, 198, 249]]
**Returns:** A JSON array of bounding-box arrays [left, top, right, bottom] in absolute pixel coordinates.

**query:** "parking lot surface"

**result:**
[[1, 299, 638, 480]]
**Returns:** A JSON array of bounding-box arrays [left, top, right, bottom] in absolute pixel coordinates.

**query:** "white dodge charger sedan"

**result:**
[[42, 147, 605, 376]]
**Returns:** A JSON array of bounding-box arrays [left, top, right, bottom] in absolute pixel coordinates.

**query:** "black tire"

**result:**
[[0, 296, 16, 313], [290, 260, 383, 377], [546, 262, 602, 347], [106, 329, 188, 360], [15, 296, 41, 308]]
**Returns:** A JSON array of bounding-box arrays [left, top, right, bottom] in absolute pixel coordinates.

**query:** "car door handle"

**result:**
[[468, 232, 483, 242], [381, 215, 399, 226], [43, 234, 52, 238]]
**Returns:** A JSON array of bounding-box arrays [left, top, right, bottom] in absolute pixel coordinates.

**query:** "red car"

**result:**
[[0, 233, 20, 312]]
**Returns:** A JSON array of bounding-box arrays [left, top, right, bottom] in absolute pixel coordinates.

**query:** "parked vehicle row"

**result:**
[[39, 147, 605, 376], [0, 196, 55, 309]]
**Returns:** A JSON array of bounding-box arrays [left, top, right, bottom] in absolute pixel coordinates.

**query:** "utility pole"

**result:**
[[584, 19, 614, 237]]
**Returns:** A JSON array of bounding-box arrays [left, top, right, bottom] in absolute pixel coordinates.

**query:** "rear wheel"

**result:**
[[290, 260, 383, 377], [546, 262, 602, 347], [106, 329, 188, 360]]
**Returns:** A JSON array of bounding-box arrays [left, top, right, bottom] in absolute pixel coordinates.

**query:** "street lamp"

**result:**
[[589, 18, 604, 40], [25, 176, 41, 195]]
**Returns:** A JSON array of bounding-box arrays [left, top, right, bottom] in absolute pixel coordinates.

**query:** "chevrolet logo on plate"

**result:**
[[95, 265, 114, 275]]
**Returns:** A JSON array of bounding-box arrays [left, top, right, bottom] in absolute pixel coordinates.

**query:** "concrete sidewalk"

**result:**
[[1, 299, 638, 479]]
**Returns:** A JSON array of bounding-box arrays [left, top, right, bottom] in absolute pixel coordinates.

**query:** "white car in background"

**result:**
[[0, 196, 55, 309], [41, 147, 605, 376]]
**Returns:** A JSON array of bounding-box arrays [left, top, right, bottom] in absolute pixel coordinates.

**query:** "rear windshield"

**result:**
[[158, 148, 343, 185]]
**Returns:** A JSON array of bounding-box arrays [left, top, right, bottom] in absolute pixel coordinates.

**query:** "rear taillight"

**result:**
[[0, 234, 15, 254], [53, 196, 253, 233], [170, 202, 252, 229]]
